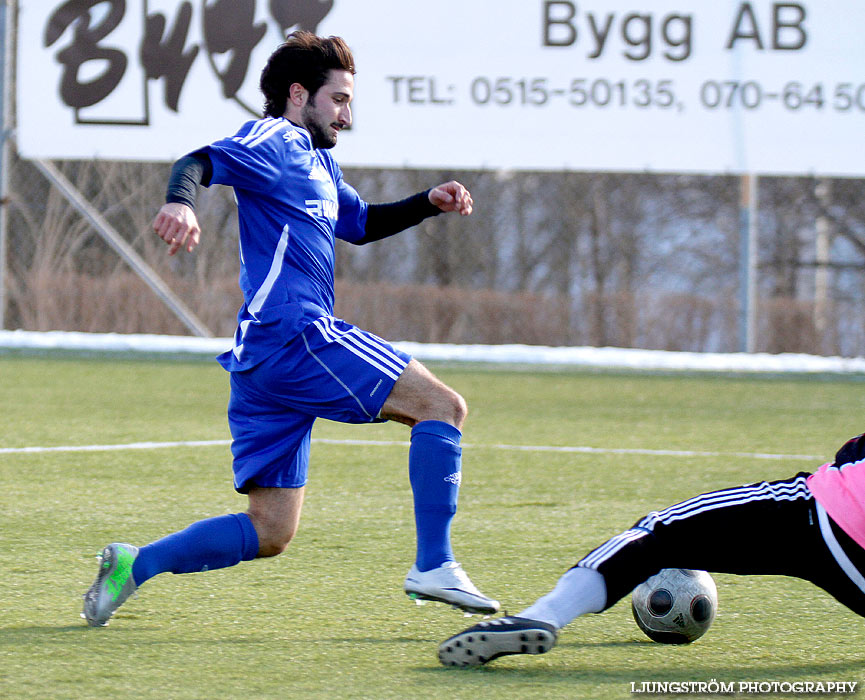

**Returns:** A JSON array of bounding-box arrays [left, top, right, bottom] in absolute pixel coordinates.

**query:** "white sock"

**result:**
[[517, 566, 607, 630]]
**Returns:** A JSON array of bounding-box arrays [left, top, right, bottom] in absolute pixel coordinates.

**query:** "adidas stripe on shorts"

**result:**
[[576, 473, 865, 617], [227, 316, 410, 493]]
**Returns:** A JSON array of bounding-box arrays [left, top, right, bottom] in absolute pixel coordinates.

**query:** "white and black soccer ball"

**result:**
[[631, 568, 717, 644]]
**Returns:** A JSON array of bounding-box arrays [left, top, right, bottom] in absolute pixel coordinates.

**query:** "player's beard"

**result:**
[[301, 102, 338, 150]]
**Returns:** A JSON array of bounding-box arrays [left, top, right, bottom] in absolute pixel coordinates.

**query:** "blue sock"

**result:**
[[409, 420, 461, 571], [131, 512, 259, 586]]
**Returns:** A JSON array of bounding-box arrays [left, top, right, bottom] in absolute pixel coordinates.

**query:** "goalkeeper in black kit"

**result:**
[[440, 431, 865, 666]]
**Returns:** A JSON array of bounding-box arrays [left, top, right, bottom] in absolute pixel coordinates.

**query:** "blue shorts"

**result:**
[[227, 316, 411, 493], [228, 316, 411, 493]]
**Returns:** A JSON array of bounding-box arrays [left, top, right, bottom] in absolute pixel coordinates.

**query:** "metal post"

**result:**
[[814, 179, 832, 354], [739, 174, 758, 353], [32, 158, 214, 338], [0, 1, 11, 329]]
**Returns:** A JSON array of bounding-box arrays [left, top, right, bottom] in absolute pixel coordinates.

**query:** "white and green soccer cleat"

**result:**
[[404, 561, 500, 614], [82, 543, 139, 627]]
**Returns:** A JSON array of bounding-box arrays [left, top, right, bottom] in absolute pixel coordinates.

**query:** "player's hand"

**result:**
[[429, 181, 473, 216], [153, 202, 201, 255]]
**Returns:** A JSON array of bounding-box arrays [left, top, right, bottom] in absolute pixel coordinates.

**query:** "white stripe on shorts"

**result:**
[[580, 528, 648, 570], [300, 331, 373, 420], [816, 502, 865, 596], [316, 316, 406, 375], [638, 476, 812, 531], [311, 317, 407, 381], [579, 475, 813, 570]]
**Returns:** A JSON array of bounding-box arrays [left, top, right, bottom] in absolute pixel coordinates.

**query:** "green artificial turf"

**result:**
[[2, 356, 864, 699]]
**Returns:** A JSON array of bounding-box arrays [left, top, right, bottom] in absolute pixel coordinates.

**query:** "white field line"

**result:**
[[0, 438, 823, 462]]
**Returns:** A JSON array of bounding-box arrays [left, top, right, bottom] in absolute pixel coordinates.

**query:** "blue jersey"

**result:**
[[203, 117, 368, 371]]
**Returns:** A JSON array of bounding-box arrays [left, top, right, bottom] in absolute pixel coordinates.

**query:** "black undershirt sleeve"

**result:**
[[356, 189, 443, 245], [165, 150, 213, 210]]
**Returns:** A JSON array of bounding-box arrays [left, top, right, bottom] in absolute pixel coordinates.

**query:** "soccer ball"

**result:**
[[631, 568, 717, 644]]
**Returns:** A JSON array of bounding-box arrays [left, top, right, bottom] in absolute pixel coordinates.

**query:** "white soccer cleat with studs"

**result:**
[[404, 561, 500, 615]]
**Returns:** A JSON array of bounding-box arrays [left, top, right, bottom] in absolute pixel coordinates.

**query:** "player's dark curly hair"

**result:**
[[260, 31, 356, 118]]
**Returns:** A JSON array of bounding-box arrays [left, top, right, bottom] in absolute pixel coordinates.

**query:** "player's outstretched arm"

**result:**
[[428, 181, 473, 216], [355, 181, 473, 245], [153, 202, 201, 256]]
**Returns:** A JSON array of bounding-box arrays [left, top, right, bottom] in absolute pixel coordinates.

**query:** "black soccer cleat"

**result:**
[[438, 616, 558, 667]]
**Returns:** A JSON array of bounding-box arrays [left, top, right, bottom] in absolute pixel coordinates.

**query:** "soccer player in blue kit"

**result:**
[[83, 31, 499, 626]]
